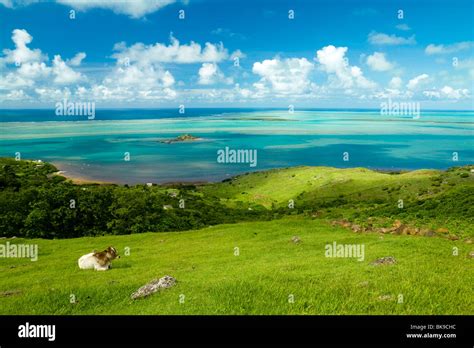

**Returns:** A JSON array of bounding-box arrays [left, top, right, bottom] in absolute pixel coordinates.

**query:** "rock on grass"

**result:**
[[0, 290, 22, 297], [291, 236, 301, 244], [371, 256, 397, 266], [131, 275, 176, 300]]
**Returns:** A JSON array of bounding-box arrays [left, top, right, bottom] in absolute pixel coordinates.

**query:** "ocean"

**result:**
[[0, 109, 472, 183]]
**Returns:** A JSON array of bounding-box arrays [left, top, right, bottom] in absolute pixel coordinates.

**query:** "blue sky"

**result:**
[[0, 0, 473, 109]]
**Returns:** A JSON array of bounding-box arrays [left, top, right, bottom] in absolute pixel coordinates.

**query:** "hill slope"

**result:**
[[202, 165, 474, 237], [1, 217, 472, 315]]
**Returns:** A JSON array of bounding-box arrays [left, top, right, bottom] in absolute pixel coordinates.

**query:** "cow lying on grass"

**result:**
[[78, 246, 120, 271]]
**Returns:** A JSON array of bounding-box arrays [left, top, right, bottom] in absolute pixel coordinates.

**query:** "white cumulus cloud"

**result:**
[[112, 35, 229, 66], [366, 52, 394, 71], [389, 76, 402, 89], [316, 45, 375, 89], [52, 55, 83, 84], [1, 29, 45, 65], [407, 74, 429, 90], [0, 29, 83, 91], [423, 86, 470, 100], [68, 52, 86, 66], [252, 57, 315, 95], [198, 63, 232, 85]]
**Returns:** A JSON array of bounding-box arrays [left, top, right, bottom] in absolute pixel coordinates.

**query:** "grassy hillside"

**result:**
[[1, 217, 472, 315], [202, 166, 398, 207], [1, 159, 473, 315], [202, 165, 474, 237], [2, 158, 473, 239]]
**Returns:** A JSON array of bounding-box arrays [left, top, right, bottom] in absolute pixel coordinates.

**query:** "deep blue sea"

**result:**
[[0, 108, 472, 183]]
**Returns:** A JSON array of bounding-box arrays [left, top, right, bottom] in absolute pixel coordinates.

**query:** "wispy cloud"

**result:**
[[0, 0, 177, 18], [395, 23, 411, 31], [211, 28, 246, 40], [425, 41, 474, 55], [353, 8, 377, 16], [368, 32, 416, 45]]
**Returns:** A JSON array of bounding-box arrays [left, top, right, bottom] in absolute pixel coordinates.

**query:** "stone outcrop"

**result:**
[[131, 275, 176, 300], [331, 219, 447, 238], [371, 256, 397, 266], [291, 236, 301, 244]]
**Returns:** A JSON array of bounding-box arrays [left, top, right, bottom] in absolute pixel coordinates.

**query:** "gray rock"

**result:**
[[131, 275, 176, 300], [0, 289, 22, 297], [371, 256, 397, 266], [291, 236, 301, 244]]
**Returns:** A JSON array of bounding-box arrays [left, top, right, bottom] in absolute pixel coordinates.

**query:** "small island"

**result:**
[[159, 134, 203, 144]]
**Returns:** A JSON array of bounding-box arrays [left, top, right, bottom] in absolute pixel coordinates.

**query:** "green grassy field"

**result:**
[[203, 165, 474, 237], [1, 216, 473, 315], [1, 162, 473, 315]]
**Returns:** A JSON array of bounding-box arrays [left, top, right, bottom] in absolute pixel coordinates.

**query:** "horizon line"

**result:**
[[1, 107, 473, 112]]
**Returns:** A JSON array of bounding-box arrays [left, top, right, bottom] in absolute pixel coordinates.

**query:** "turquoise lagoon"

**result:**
[[0, 109, 472, 183]]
